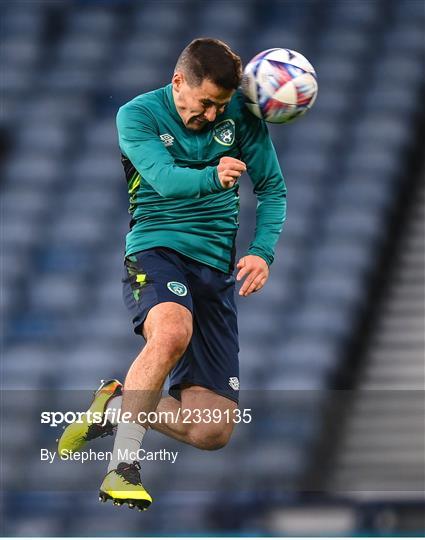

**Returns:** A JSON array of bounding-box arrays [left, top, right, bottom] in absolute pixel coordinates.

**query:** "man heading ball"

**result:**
[[58, 38, 286, 510]]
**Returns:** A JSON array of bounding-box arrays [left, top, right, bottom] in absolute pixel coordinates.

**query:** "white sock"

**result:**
[[108, 421, 146, 472], [104, 396, 122, 425]]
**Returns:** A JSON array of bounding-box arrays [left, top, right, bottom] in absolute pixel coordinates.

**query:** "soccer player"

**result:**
[[58, 38, 286, 510]]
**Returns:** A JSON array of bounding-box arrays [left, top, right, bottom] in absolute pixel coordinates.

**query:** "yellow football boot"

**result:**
[[57, 379, 122, 458], [99, 461, 152, 511]]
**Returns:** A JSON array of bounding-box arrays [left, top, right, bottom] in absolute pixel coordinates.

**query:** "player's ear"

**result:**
[[172, 72, 184, 92]]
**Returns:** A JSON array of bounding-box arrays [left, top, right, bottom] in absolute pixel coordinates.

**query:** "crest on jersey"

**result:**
[[160, 133, 174, 147], [213, 119, 235, 146]]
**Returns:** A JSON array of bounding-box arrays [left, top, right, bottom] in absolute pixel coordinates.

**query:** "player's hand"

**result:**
[[217, 157, 246, 189], [236, 255, 269, 297]]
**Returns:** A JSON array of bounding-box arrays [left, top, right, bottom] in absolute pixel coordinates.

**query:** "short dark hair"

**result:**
[[175, 38, 242, 90]]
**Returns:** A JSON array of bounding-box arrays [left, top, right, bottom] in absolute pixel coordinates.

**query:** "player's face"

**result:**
[[172, 72, 234, 130]]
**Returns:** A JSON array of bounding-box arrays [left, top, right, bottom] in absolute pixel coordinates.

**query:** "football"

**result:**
[[241, 48, 318, 124]]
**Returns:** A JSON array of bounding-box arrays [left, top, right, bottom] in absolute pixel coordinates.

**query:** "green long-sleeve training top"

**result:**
[[117, 84, 287, 273]]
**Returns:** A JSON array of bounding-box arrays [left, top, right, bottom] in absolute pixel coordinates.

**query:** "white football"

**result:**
[[241, 48, 318, 124]]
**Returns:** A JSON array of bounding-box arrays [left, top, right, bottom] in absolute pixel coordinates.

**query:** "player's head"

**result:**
[[172, 38, 242, 130]]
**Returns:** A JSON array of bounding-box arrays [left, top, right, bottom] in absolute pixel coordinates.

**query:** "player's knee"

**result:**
[[166, 322, 192, 356], [152, 325, 192, 364], [145, 304, 192, 360], [148, 312, 192, 362], [189, 423, 233, 451]]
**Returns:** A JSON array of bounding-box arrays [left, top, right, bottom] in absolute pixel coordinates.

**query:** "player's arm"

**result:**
[[117, 103, 225, 199], [236, 107, 287, 296]]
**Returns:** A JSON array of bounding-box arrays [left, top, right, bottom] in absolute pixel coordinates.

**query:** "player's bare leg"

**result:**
[[150, 385, 236, 450], [99, 302, 192, 510], [119, 301, 192, 427]]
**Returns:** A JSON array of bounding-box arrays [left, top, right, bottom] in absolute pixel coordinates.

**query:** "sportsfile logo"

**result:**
[[160, 133, 174, 147]]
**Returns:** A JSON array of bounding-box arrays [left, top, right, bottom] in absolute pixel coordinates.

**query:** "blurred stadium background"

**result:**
[[1, 0, 424, 536]]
